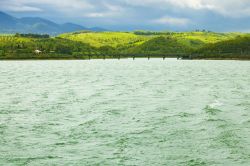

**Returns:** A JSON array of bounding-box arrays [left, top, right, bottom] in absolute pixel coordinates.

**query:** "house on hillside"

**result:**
[[34, 50, 42, 54]]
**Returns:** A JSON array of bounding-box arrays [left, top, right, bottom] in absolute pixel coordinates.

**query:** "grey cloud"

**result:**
[[0, 0, 250, 31]]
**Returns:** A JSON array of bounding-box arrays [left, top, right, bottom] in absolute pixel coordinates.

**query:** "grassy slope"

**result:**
[[193, 36, 250, 59], [59, 31, 240, 53], [173, 32, 239, 43], [59, 32, 151, 48], [0, 36, 32, 47], [125, 36, 193, 55]]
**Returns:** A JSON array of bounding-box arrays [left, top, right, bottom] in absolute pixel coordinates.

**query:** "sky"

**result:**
[[1, 0, 250, 32]]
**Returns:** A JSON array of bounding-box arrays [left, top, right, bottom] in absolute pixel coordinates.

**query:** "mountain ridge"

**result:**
[[0, 11, 106, 35]]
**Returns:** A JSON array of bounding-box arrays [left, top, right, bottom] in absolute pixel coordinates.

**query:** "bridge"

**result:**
[[86, 53, 193, 60]]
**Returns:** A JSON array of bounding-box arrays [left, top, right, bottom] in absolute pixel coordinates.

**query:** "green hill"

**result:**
[[59, 31, 239, 52], [1, 31, 250, 60], [0, 35, 99, 59], [125, 36, 193, 55], [59, 32, 151, 48], [58, 31, 241, 58], [193, 36, 250, 59]]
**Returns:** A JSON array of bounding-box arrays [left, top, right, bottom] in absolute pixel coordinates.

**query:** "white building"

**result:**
[[34, 50, 42, 54]]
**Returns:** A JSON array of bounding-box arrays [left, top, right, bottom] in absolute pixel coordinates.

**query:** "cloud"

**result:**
[[209, 0, 250, 18], [0, 0, 42, 12], [122, 0, 250, 18], [2, 0, 250, 16], [154, 16, 190, 26], [29, 0, 94, 10], [166, 0, 214, 10], [168, 0, 250, 18], [85, 12, 106, 18], [0, 0, 250, 31], [84, 2, 124, 18], [0, 0, 94, 13], [3, 5, 42, 12], [2, 0, 250, 18]]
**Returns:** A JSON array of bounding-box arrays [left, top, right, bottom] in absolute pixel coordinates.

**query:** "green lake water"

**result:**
[[0, 59, 250, 165]]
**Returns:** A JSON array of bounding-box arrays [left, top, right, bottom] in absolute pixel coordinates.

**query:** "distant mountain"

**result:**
[[61, 23, 86, 32], [0, 11, 18, 28], [0, 11, 106, 35]]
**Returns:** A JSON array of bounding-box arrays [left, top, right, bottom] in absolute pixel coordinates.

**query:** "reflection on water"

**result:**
[[0, 59, 250, 165]]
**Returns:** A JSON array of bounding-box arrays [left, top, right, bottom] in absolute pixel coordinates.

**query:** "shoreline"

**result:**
[[0, 57, 250, 61]]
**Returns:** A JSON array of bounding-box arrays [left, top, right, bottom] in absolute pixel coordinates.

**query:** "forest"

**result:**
[[0, 31, 250, 60]]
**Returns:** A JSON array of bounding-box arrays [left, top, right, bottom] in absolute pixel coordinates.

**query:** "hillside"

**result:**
[[59, 31, 241, 55], [59, 32, 151, 48], [1, 31, 250, 60], [125, 36, 192, 55], [193, 36, 250, 59], [0, 35, 100, 59]]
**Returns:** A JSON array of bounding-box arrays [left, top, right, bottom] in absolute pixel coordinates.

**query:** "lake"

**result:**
[[0, 59, 250, 165]]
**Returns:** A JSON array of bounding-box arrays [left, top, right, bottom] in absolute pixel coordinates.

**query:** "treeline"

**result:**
[[15, 33, 50, 38], [134, 30, 174, 36]]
